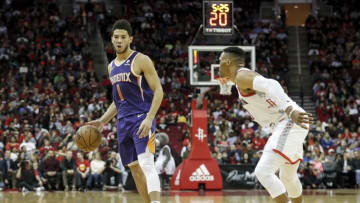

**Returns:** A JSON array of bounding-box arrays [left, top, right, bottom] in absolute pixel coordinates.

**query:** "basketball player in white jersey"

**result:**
[[219, 47, 313, 203]]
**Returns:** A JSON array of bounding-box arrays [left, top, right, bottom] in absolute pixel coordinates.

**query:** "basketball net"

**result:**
[[216, 78, 233, 95]]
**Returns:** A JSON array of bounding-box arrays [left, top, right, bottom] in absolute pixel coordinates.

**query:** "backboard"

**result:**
[[189, 46, 256, 86]]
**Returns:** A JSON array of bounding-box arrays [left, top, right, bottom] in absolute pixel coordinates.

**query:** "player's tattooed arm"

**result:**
[[135, 54, 164, 138]]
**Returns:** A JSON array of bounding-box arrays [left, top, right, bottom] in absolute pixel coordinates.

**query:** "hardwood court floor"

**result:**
[[0, 189, 359, 203]]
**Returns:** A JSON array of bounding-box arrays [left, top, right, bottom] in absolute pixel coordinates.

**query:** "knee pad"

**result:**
[[138, 151, 161, 193]]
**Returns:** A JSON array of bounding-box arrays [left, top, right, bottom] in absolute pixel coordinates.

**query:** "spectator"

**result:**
[[336, 152, 354, 188], [39, 138, 54, 159], [251, 150, 262, 165], [180, 139, 190, 161], [252, 132, 265, 150], [302, 163, 322, 189], [303, 152, 314, 163], [87, 152, 105, 190], [321, 133, 334, 151], [60, 151, 76, 191], [5, 136, 19, 151], [103, 151, 127, 190], [240, 152, 251, 164], [155, 133, 176, 189], [16, 160, 44, 192], [351, 151, 360, 188], [0, 150, 17, 189], [30, 152, 40, 174], [76, 152, 90, 191], [19, 134, 36, 156], [40, 150, 60, 190]]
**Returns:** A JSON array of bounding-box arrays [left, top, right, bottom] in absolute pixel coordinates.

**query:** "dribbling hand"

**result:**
[[85, 119, 104, 132], [137, 117, 153, 138]]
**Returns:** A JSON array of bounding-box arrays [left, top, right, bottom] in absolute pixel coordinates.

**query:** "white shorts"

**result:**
[[264, 118, 309, 164]]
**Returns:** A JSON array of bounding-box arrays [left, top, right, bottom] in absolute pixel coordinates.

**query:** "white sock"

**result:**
[[151, 201, 160, 203]]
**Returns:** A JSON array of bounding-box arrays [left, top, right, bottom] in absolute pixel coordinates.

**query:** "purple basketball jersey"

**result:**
[[109, 51, 154, 119]]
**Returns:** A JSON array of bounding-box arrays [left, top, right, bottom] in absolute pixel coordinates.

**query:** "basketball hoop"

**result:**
[[216, 78, 233, 95]]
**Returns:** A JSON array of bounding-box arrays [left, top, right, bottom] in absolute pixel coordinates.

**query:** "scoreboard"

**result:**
[[203, 0, 233, 35]]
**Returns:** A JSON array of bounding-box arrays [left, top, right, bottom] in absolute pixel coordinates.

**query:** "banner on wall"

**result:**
[[219, 164, 257, 189], [125, 164, 257, 190]]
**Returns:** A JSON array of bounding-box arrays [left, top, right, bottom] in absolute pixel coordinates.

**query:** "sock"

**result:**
[[151, 201, 160, 203]]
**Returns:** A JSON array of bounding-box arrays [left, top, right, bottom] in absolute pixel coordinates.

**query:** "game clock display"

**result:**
[[203, 0, 233, 35]]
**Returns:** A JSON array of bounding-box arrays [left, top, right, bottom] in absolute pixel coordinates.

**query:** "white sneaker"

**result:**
[[118, 184, 125, 192], [22, 187, 29, 193], [35, 186, 45, 192]]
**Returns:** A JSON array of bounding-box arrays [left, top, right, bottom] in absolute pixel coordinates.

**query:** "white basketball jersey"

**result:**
[[235, 68, 287, 128], [235, 68, 309, 162]]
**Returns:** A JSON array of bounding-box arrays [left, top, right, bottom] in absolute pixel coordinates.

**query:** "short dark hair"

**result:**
[[112, 19, 132, 36], [223, 47, 245, 60]]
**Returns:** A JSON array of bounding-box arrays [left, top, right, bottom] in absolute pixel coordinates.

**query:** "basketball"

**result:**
[[74, 125, 102, 152]]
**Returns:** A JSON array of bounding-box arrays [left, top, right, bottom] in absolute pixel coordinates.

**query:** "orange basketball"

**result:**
[[74, 125, 102, 152]]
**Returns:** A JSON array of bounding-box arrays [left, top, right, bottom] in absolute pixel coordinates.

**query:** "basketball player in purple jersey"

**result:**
[[87, 19, 162, 203]]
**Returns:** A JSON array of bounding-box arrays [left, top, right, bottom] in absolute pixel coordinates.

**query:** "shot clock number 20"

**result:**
[[203, 1, 233, 35]]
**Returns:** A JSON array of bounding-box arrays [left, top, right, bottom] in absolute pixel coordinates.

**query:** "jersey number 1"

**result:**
[[116, 84, 125, 101]]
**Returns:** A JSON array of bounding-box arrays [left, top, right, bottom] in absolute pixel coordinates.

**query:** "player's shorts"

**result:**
[[264, 118, 309, 164], [117, 113, 156, 166]]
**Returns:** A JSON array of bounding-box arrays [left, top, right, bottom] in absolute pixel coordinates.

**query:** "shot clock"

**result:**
[[203, 0, 234, 35]]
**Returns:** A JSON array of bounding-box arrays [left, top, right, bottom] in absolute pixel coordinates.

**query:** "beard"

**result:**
[[116, 44, 129, 54]]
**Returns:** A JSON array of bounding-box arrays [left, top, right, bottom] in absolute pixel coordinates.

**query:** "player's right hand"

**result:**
[[290, 110, 314, 129], [85, 119, 104, 132]]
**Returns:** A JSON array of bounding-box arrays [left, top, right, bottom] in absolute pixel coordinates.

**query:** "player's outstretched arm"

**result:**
[[135, 54, 164, 138], [235, 70, 313, 129]]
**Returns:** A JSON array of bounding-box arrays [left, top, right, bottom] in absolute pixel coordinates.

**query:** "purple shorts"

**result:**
[[117, 113, 156, 166]]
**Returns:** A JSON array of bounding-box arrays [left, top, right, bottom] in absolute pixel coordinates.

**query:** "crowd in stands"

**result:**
[[304, 0, 360, 188], [0, 0, 359, 192]]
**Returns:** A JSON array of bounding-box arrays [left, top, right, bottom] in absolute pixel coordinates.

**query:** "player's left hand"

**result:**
[[290, 110, 314, 129], [137, 117, 153, 138]]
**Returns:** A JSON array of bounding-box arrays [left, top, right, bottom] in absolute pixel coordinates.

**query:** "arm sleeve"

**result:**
[[252, 76, 300, 112]]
